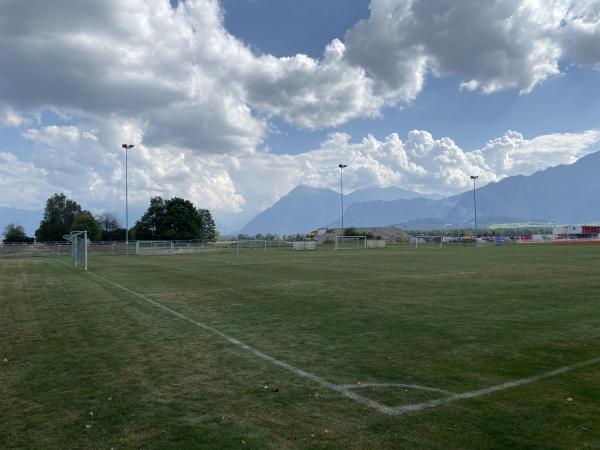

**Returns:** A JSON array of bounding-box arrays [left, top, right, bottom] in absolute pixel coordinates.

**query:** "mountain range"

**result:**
[[239, 186, 438, 235], [239, 151, 600, 234], [3, 152, 600, 238]]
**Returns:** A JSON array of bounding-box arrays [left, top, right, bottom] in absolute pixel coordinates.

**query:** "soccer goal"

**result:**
[[335, 235, 367, 250], [63, 231, 88, 270], [136, 240, 174, 255]]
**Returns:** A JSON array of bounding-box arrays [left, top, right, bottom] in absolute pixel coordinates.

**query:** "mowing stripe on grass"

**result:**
[[392, 355, 600, 415], [86, 270, 396, 416]]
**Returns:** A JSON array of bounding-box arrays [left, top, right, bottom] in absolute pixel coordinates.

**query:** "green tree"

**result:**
[[71, 211, 102, 241], [2, 223, 32, 243], [133, 196, 216, 241], [198, 208, 216, 242], [343, 227, 375, 239], [96, 213, 125, 240], [161, 197, 202, 240], [133, 196, 167, 240], [35, 193, 82, 241]]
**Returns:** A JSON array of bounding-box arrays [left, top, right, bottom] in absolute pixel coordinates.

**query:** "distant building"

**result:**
[[553, 225, 600, 240]]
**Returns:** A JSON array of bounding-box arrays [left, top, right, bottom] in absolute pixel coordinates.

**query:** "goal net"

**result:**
[[335, 236, 366, 250], [63, 231, 88, 270]]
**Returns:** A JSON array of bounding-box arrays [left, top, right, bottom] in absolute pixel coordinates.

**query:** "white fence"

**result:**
[[0, 241, 71, 257], [292, 241, 317, 251], [366, 240, 387, 248], [135, 239, 270, 255]]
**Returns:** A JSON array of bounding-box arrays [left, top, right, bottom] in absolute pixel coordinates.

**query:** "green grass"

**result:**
[[2, 245, 600, 449]]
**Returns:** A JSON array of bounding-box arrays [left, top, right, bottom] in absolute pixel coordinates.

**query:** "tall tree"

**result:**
[[161, 197, 203, 240], [2, 223, 32, 243], [35, 193, 82, 241], [133, 196, 216, 241], [71, 211, 102, 241], [198, 208, 216, 242], [133, 196, 166, 240], [96, 213, 124, 240]]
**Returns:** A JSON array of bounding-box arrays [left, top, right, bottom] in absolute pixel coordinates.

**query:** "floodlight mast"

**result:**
[[339, 164, 347, 232], [122, 144, 134, 255], [470, 175, 479, 241]]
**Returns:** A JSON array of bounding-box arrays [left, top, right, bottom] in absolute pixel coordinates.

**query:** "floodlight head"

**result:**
[[470, 175, 479, 180], [122, 144, 134, 149], [339, 164, 347, 169], [122, 144, 127, 149]]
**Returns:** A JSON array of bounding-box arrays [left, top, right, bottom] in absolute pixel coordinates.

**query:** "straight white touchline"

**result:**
[[86, 270, 395, 415], [339, 383, 455, 395], [392, 355, 600, 415]]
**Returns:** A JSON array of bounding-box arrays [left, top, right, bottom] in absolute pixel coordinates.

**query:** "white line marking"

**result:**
[[86, 271, 395, 415], [339, 383, 454, 395], [392, 355, 600, 415], [83, 268, 600, 417]]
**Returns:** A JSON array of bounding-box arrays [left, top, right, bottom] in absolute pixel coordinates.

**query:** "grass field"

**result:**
[[2, 245, 600, 449]]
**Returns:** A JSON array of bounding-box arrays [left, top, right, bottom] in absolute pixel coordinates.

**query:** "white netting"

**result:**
[[63, 231, 88, 270], [292, 241, 317, 251]]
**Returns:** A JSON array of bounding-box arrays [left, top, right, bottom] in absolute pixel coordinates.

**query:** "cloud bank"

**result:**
[[2, 123, 598, 231], [1, 0, 600, 147], [1, 0, 600, 231]]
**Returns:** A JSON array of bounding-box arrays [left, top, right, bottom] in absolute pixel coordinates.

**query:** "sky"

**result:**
[[1, 0, 600, 234]]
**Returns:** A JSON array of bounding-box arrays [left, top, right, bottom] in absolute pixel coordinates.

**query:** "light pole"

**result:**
[[339, 164, 347, 233], [470, 175, 479, 242], [122, 144, 134, 254]]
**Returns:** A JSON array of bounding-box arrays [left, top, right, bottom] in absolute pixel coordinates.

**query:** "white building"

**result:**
[[553, 225, 600, 240]]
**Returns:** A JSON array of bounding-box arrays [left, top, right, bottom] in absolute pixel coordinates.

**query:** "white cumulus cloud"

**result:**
[[1, 123, 598, 230], [1, 0, 599, 150]]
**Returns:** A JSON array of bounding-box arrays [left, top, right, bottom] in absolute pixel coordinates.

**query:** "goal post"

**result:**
[[335, 235, 367, 250], [63, 231, 88, 271]]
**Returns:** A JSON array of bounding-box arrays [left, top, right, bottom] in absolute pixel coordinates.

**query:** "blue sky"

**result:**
[[1, 0, 600, 234], [221, 0, 600, 153]]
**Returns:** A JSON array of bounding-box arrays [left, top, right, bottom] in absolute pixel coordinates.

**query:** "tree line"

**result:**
[[2, 193, 216, 243]]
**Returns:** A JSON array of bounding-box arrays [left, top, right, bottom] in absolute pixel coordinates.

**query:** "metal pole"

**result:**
[[122, 144, 134, 255], [340, 168, 343, 231], [339, 164, 347, 234], [470, 175, 479, 242], [126, 146, 128, 255]]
